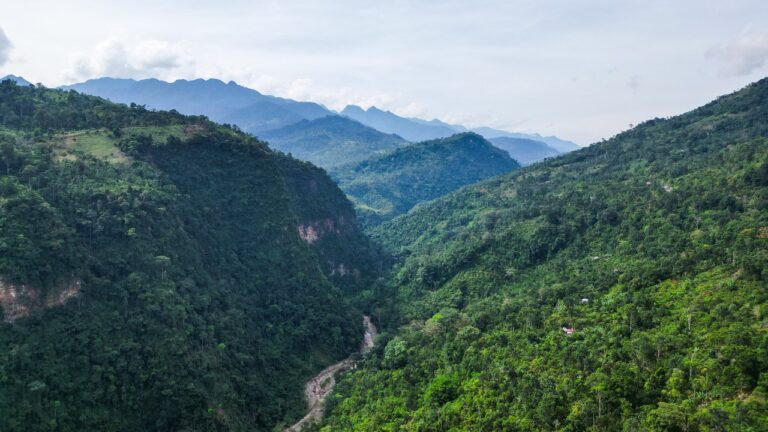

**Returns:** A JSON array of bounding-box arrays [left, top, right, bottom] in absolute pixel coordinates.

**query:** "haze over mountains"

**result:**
[[340, 105, 458, 142], [62, 77, 578, 165], [487, 136, 560, 165], [63, 77, 332, 134], [341, 104, 580, 153]]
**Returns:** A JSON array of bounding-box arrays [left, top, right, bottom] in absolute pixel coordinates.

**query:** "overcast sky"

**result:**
[[1, 0, 768, 144]]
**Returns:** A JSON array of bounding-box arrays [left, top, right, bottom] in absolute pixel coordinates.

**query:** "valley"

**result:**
[[1, 55, 767, 432], [285, 316, 377, 432]]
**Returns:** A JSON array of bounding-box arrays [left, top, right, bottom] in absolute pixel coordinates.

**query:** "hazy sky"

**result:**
[[2, 0, 768, 144]]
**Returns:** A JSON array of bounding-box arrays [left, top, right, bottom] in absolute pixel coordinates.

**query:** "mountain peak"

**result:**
[[366, 106, 387, 114], [1, 75, 33, 86], [330, 131, 519, 226], [341, 105, 366, 115], [340, 103, 577, 149], [62, 76, 329, 133]]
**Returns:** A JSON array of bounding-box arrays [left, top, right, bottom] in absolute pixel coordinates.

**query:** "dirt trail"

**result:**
[[285, 315, 377, 432]]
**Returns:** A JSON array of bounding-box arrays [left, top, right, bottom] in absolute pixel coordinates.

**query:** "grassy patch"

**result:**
[[53, 130, 128, 163]]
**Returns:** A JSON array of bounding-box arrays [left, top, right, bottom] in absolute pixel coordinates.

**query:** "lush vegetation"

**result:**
[[260, 115, 408, 169], [0, 80, 376, 431], [330, 133, 520, 227], [319, 79, 768, 431], [4, 75, 768, 432]]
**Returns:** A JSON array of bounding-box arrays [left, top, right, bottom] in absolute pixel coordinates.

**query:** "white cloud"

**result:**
[[709, 27, 768, 76], [280, 78, 398, 111], [283, 77, 315, 101], [9, 0, 756, 144], [234, 73, 400, 112], [394, 102, 429, 119], [0, 27, 12, 66], [67, 37, 194, 81], [627, 74, 641, 89]]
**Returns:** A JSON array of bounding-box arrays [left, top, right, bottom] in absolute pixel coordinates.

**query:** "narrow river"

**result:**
[[284, 315, 377, 432]]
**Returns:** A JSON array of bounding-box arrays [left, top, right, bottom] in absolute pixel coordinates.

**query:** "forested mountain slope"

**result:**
[[0, 81, 377, 431], [259, 115, 408, 169], [320, 79, 768, 430], [330, 133, 520, 227]]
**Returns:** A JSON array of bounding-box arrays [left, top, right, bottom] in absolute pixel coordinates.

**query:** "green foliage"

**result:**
[[0, 79, 199, 134], [320, 79, 768, 430], [0, 177, 73, 286], [331, 133, 520, 227], [0, 82, 377, 431]]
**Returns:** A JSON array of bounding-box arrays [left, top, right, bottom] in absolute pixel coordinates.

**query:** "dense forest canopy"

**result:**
[[318, 79, 768, 431], [0, 80, 378, 431]]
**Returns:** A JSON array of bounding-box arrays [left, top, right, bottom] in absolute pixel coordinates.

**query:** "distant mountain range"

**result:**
[[470, 126, 579, 153], [488, 136, 560, 165], [260, 115, 408, 169], [330, 132, 520, 226], [340, 104, 580, 153], [32, 76, 579, 168], [340, 105, 457, 142], [62, 77, 332, 134], [60, 77, 576, 148]]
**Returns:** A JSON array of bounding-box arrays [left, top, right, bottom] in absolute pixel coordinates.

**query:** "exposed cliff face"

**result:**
[[0, 279, 80, 322], [277, 155, 380, 291], [298, 224, 319, 243], [298, 217, 344, 244]]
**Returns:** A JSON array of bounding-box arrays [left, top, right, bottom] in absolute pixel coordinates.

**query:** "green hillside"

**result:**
[[330, 133, 520, 227], [319, 80, 768, 430], [259, 115, 408, 169], [0, 81, 377, 431]]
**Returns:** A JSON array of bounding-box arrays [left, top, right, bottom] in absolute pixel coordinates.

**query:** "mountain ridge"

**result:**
[[330, 132, 520, 226], [62, 77, 332, 134], [62, 76, 578, 160], [0, 74, 32, 86], [489, 136, 560, 165], [319, 78, 768, 430], [340, 103, 580, 152], [259, 115, 408, 169]]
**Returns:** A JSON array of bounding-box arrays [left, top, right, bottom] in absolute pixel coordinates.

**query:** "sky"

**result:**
[[1, 0, 768, 145]]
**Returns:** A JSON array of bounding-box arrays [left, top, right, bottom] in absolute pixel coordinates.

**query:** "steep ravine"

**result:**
[[285, 316, 378, 432]]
